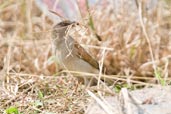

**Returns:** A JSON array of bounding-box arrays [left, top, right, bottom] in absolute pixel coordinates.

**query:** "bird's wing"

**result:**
[[74, 42, 99, 70]]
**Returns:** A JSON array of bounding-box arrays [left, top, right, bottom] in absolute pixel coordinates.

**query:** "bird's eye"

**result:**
[[76, 23, 79, 25]]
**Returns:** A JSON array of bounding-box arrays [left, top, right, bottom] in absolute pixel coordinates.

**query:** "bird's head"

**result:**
[[54, 20, 78, 32], [52, 20, 78, 40]]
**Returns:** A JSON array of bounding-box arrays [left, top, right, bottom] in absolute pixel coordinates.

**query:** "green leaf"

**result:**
[[130, 46, 136, 59], [6, 106, 19, 114], [154, 68, 165, 86], [38, 90, 44, 100]]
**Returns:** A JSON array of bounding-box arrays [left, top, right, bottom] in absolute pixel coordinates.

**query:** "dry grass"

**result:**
[[0, 0, 171, 113]]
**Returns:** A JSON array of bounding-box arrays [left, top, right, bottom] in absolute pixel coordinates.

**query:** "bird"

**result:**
[[51, 20, 100, 85]]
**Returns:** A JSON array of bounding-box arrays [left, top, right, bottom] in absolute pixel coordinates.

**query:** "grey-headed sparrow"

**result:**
[[52, 20, 99, 85]]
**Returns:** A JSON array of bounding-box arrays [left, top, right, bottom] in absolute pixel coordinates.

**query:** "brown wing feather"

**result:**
[[74, 42, 99, 70]]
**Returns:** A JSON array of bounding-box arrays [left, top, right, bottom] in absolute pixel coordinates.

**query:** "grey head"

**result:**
[[51, 20, 79, 51], [52, 20, 77, 45], [52, 20, 77, 37]]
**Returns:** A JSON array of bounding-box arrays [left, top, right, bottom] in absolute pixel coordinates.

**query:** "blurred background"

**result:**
[[35, 0, 158, 22], [1, 0, 170, 77], [0, 0, 171, 113]]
